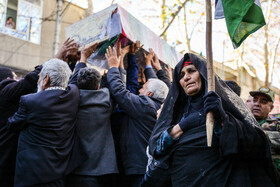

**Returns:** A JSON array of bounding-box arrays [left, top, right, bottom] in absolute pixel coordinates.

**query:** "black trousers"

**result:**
[[29, 178, 65, 187], [66, 174, 117, 187], [118, 174, 144, 187]]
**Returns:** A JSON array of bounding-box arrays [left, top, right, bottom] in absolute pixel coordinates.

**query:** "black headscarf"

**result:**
[[149, 53, 261, 155]]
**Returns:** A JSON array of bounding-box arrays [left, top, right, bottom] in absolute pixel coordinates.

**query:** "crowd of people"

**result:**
[[0, 38, 280, 187]]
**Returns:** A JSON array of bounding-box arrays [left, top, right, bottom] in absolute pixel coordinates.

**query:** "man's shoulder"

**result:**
[[261, 116, 280, 131], [0, 79, 16, 86], [266, 116, 280, 123], [21, 91, 44, 103], [79, 88, 112, 113], [80, 87, 109, 96], [138, 95, 161, 110], [80, 88, 110, 101], [22, 85, 78, 101], [0, 79, 18, 92]]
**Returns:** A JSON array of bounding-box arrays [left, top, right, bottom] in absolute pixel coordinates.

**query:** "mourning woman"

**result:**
[[142, 53, 280, 186]]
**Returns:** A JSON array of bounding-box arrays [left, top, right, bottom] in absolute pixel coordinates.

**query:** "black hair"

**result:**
[[225, 80, 241, 96], [7, 17, 13, 21], [77, 67, 101, 90], [0, 67, 14, 82]]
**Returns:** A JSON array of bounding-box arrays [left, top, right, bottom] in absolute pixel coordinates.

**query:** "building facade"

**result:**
[[0, 0, 86, 74]]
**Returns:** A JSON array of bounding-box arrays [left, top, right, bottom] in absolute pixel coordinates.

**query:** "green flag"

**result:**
[[215, 0, 266, 48]]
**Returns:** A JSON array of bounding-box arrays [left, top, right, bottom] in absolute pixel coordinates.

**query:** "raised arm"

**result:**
[[54, 38, 77, 61], [126, 41, 143, 94], [68, 43, 98, 85], [143, 48, 157, 81], [106, 46, 147, 118], [152, 54, 171, 88]]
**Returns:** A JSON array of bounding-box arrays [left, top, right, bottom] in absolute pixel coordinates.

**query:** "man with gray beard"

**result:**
[[7, 58, 87, 186]]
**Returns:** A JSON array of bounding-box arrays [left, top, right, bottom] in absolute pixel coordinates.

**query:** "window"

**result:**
[[0, 0, 43, 44]]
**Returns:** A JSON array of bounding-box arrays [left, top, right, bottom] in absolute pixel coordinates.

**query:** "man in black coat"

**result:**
[[0, 66, 41, 186], [105, 47, 169, 187], [7, 58, 87, 186]]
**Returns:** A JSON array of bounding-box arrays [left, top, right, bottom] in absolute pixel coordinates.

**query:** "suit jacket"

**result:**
[[7, 84, 87, 187], [72, 88, 119, 176], [69, 62, 118, 176], [0, 65, 41, 187]]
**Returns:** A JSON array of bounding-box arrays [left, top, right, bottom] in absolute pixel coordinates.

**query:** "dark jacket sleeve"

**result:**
[[220, 112, 267, 158], [156, 70, 171, 88], [126, 54, 138, 94], [144, 67, 157, 82], [68, 63, 87, 85], [101, 68, 126, 89], [0, 65, 41, 100], [107, 67, 150, 118], [7, 96, 28, 132], [119, 68, 127, 85], [100, 75, 109, 89]]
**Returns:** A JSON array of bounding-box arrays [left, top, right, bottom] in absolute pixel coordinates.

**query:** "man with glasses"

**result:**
[[250, 87, 280, 172]]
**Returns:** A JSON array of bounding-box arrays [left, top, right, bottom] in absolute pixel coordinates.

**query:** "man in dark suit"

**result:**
[[0, 38, 78, 186], [0, 66, 41, 186], [7, 58, 87, 186], [105, 47, 169, 187]]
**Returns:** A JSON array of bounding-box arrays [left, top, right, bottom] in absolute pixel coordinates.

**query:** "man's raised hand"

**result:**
[[117, 42, 130, 68], [130, 41, 143, 55], [55, 38, 78, 60], [143, 48, 155, 66], [165, 64, 173, 82], [80, 42, 99, 63], [151, 54, 162, 71], [117, 42, 130, 58], [105, 46, 120, 68]]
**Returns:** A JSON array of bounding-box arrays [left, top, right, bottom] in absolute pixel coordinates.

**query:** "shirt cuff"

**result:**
[[145, 65, 153, 69]]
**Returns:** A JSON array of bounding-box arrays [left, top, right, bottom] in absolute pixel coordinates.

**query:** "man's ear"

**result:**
[[147, 91, 154, 97], [42, 74, 50, 90], [96, 84, 100, 90], [270, 104, 274, 112], [63, 56, 69, 63]]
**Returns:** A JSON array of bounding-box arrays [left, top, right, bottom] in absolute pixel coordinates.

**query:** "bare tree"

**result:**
[[160, 0, 189, 37], [161, 0, 167, 40], [269, 36, 280, 86], [264, 0, 272, 86], [86, 0, 93, 16], [53, 0, 63, 56], [183, 5, 191, 52]]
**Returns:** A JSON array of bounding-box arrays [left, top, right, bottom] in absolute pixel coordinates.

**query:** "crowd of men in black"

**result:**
[[0, 38, 279, 187]]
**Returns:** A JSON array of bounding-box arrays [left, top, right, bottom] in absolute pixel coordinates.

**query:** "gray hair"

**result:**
[[147, 79, 169, 100], [41, 58, 72, 89]]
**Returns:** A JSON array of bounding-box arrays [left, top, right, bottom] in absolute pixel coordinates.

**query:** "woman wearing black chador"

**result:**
[[142, 53, 280, 187]]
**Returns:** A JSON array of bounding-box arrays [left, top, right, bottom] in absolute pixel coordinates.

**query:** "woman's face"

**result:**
[[179, 64, 201, 96]]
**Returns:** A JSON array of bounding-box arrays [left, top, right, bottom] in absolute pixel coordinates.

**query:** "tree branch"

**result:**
[[160, 0, 189, 37], [269, 36, 280, 86]]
